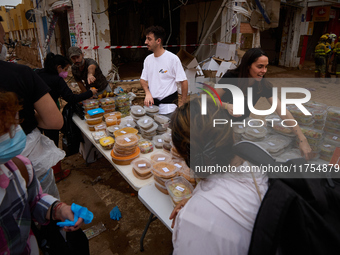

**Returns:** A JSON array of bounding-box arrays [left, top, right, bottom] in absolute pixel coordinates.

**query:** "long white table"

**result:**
[[72, 114, 155, 191]]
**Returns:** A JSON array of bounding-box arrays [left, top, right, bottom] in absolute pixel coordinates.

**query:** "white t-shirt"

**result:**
[[172, 161, 268, 255], [141, 50, 187, 114]]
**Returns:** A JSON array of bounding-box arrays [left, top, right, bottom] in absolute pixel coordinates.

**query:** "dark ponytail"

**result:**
[[44, 52, 71, 74]]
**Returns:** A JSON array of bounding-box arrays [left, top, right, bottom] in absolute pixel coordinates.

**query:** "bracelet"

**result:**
[[225, 103, 228, 110], [53, 202, 65, 220]]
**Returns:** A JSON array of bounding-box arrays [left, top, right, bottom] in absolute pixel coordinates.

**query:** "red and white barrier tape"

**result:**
[[80, 43, 216, 50]]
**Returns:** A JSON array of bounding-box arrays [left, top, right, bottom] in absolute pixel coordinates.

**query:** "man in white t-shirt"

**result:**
[[140, 26, 188, 116]]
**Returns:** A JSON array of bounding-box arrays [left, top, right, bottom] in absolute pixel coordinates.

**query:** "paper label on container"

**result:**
[[162, 167, 169, 172], [253, 129, 260, 134], [121, 131, 127, 134], [144, 120, 148, 124], [174, 163, 182, 168], [138, 109, 142, 112], [158, 139, 163, 143], [158, 157, 165, 161], [138, 164, 146, 167], [114, 127, 119, 130], [268, 142, 275, 146], [124, 137, 131, 142], [324, 144, 331, 148], [175, 186, 184, 192], [126, 124, 131, 127], [103, 139, 110, 144], [333, 136, 338, 140], [238, 125, 243, 129], [150, 106, 153, 109]]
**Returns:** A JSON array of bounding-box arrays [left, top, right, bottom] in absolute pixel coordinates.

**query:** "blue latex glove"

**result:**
[[57, 203, 94, 227], [110, 206, 122, 221]]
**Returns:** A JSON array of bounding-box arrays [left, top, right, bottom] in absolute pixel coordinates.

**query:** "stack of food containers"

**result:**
[[232, 124, 246, 143], [324, 107, 340, 137], [131, 157, 153, 179], [162, 132, 172, 152], [256, 134, 292, 157], [154, 114, 170, 135], [288, 105, 314, 128], [165, 176, 194, 207], [172, 159, 196, 187], [151, 160, 178, 194], [115, 94, 131, 117], [300, 126, 323, 159], [111, 133, 140, 165], [319, 134, 340, 161], [104, 112, 122, 125], [242, 126, 268, 141], [99, 98, 115, 113], [144, 105, 159, 117], [113, 126, 138, 138], [85, 108, 105, 131], [130, 105, 146, 122], [137, 116, 157, 139], [152, 135, 165, 149]]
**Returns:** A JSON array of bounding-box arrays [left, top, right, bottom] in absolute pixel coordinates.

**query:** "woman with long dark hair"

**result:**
[[35, 53, 98, 181], [216, 48, 312, 160]]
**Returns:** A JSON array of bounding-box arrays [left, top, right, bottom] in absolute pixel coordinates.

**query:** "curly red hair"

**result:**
[[0, 91, 22, 135]]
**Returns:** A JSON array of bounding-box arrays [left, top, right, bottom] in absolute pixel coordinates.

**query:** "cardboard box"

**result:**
[[202, 58, 219, 78], [216, 61, 237, 78], [177, 49, 199, 69], [79, 134, 103, 164], [215, 42, 237, 61]]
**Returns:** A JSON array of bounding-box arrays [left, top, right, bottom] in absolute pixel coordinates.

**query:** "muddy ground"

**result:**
[[17, 58, 337, 255]]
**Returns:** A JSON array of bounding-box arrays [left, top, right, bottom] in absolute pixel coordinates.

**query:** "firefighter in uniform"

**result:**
[[315, 35, 331, 82], [333, 36, 340, 83]]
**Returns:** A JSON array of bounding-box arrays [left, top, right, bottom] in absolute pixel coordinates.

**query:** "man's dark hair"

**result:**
[[145, 26, 166, 46]]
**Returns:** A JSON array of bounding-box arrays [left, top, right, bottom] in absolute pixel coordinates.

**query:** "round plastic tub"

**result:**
[[152, 162, 178, 179], [99, 137, 115, 150], [137, 139, 154, 154], [85, 116, 103, 125], [165, 176, 194, 207], [150, 151, 172, 164], [111, 147, 140, 165], [131, 157, 153, 177]]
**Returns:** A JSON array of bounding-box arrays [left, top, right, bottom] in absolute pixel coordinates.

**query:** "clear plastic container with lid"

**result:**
[[107, 125, 120, 136], [115, 94, 130, 107], [152, 161, 178, 178], [114, 127, 138, 137], [263, 135, 291, 153], [165, 176, 194, 206], [245, 126, 267, 138], [162, 132, 172, 143], [319, 142, 336, 157], [105, 116, 117, 126], [312, 109, 327, 120], [300, 126, 323, 139], [85, 116, 103, 125], [131, 105, 146, 116], [327, 106, 340, 119], [119, 119, 136, 129], [91, 131, 107, 143], [324, 126, 340, 136], [150, 151, 172, 164], [144, 105, 159, 113], [276, 148, 302, 161], [104, 111, 122, 120], [99, 136, 115, 150], [131, 157, 152, 176], [271, 121, 294, 136], [87, 108, 105, 118], [313, 124, 324, 131], [154, 114, 170, 124], [294, 115, 314, 124], [111, 147, 140, 165], [299, 119, 314, 128], [232, 124, 246, 134], [304, 101, 328, 110], [141, 122, 158, 134], [83, 99, 99, 109], [94, 123, 107, 131], [115, 133, 139, 148], [324, 134, 340, 147], [288, 105, 311, 117], [153, 135, 165, 148], [137, 116, 154, 129], [325, 120, 340, 130], [137, 139, 154, 154], [99, 97, 115, 106], [314, 118, 326, 125]]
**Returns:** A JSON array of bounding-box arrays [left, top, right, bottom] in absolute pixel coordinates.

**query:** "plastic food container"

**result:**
[[153, 135, 165, 148], [163, 142, 172, 152], [144, 105, 159, 113], [324, 126, 340, 136], [140, 122, 158, 134], [304, 101, 328, 110], [115, 94, 130, 106], [288, 105, 311, 117], [327, 106, 340, 119], [137, 116, 154, 129], [137, 139, 154, 154], [154, 114, 170, 124], [313, 124, 324, 131], [305, 136, 323, 146], [319, 142, 336, 157], [91, 131, 107, 143], [245, 126, 267, 138], [271, 121, 294, 136], [87, 108, 105, 118], [162, 133, 172, 143], [104, 111, 122, 120], [263, 135, 290, 153], [83, 99, 99, 109], [150, 151, 172, 164], [131, 105, 146, 116], [326, 115, 340, 124], [152, 162, 178, 178], [131, 158, 152, 177], [119, 119, 136, 129], [300, 126, 323, 139], [314, 119, 326, 125], [294, 116, 314, 124], [296, 139, 319, 151], [99, 97, 115, 107], [85, 116, 103, 125], [94, 123, 107, 131], [154, 181, 169, 195], [319, 154, 332, 162], [105, 116, 117, 126], [115, 133, 138, 147], [177, 163, 195, 185], [165, 176, 194, 206], [324, 134, 340, 147], [170, 146, 182, 159], [276, 149, 302, 161], [99, 137, 115, 150], [107, 125, 120, 136], [111, 147, 140, 165], [312, 109, 327, 120], [232, 124, 246, 134], [114, 127, 138, 137], [88, 124, 96, 131], [101, 106, 116, 113], [325, 120, 340, 130]]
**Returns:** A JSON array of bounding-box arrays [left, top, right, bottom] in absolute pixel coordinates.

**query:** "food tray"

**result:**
[[137, 139, 154, 154], [165, 176, 194, 206], [300, 126, 323, 139], [99, 137, 115, 150], [150, 151, 172, 164], [152, 162, 178, 178], [144, 105, 159, 113], [232, 124, 246, 134], [114, 127, 138, 137], [131, 105, 146, 116], [137, 116, 154, 129], [327, 106, 340, 119], [119, 119, 136, 129]]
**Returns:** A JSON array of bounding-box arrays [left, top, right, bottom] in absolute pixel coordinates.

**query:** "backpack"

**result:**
[[232, 141, 340, 255], [60, 103, 84, 157]]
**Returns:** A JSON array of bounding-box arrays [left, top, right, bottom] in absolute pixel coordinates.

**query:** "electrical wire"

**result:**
[[92, 2, 111, 15]]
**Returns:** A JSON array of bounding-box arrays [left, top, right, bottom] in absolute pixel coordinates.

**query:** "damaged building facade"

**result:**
[[2, 0, 339, 72]]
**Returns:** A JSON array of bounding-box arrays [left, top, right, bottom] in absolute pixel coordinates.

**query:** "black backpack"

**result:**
[[60, 103, 84, 157], [232, 141, 340, 255]]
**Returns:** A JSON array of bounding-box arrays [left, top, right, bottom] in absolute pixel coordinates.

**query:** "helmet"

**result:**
[[329, 33, 337, 39], [320, 35, 328, 41], [324, 33, 330, 37]]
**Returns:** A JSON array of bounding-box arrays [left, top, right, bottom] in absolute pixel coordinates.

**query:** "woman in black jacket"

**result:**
[[36, 53, 97, 181]]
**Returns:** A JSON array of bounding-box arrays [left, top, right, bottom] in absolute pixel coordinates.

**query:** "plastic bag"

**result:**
[[39, 167, 60, 199]]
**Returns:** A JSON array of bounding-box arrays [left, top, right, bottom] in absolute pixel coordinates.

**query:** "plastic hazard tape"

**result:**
[[80, 43, 216, 50]]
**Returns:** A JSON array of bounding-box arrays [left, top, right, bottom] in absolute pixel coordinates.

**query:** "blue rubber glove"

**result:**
[[57, 203, 94, 227], [110, 206, 122, 221]]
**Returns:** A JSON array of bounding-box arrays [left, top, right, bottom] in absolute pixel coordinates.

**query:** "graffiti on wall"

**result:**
[[67, 9, 77, 46], [75, 23, 84, 48]]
